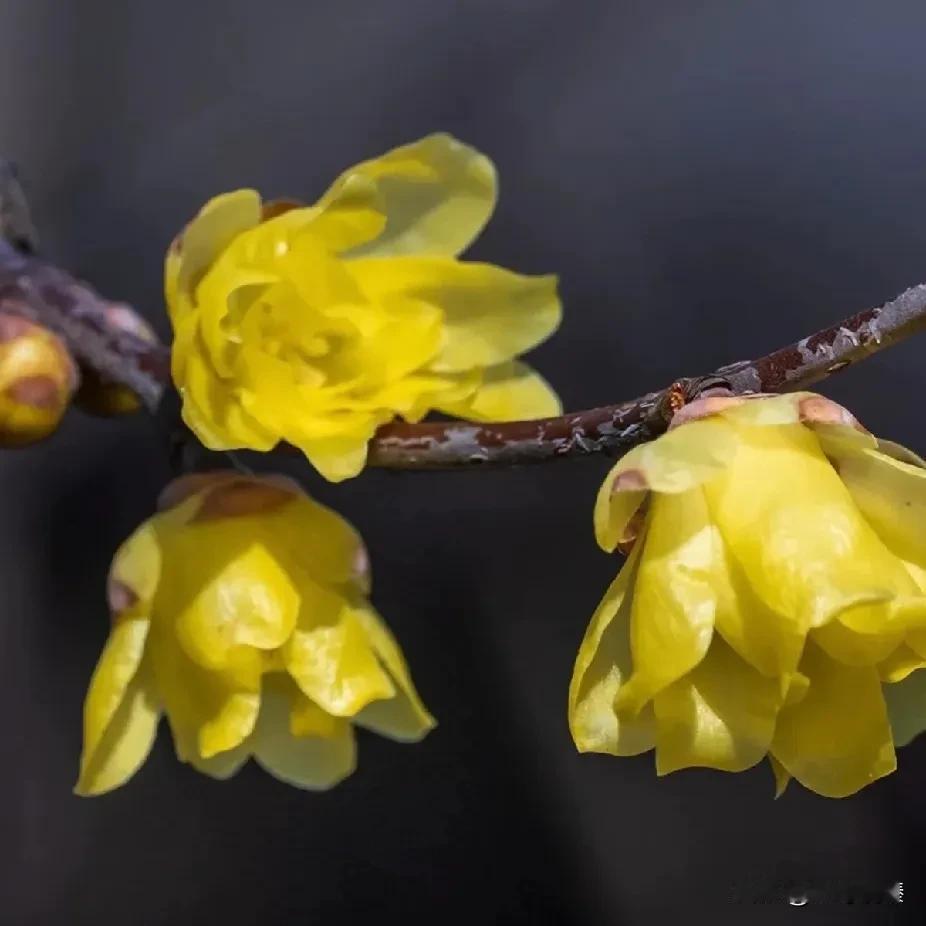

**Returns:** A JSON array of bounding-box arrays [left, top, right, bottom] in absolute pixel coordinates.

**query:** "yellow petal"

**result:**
[[883, 669, 926, 747], [568, 545, 655, 755], [705, 424, 918, 632], [835, 445, 926, 569], [166, 189, 262, 317], [438, 360, 561, 422], [77, 619, 157, 795], [74, 668, 160, 797], [148, 627, 261, 764], [167, 540, 301, 670], [320, 133, 496, 258], [108, 522, 162, 619], [770, 641, 895, 798], [189, 743, 252, 780], [878, 643, 926, 682], [653, 637, 784, 775], [349, 256, 560, 373], [615, 488, 722, 716], [768, 754, 791, 798], [352, 606, 436, 742], [282, 581, 395, 717], [594, 416, 737, 553], [252, 675, 356, 790]]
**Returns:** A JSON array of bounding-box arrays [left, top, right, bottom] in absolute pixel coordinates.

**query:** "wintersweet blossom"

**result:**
[[77, 471, 433, 795], [570, 391, 926, 797], [166, 134, 562, 481]]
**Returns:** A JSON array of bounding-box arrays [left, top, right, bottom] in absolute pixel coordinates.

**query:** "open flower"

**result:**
[[569, 391, 926, 798], [166, 134, 562, 481], [77, 471, 434, 796]]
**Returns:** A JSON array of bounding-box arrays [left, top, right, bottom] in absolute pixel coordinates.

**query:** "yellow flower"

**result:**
[[0, 312, 76, 445], [76, 471, 434, 796], [166, 134, 562, 482], [569, 391, 926, 798]]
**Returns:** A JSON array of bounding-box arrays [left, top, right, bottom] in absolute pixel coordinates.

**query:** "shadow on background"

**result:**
[[3, 1, 926, 922]]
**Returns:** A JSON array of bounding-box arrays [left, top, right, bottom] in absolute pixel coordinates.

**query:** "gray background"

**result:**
[[3, 0, 926, 921]]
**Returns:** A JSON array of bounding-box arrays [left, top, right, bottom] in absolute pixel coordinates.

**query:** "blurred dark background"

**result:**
[[4, 0, 926, 921]]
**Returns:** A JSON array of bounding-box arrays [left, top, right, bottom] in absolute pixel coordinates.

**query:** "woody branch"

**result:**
[[3, 159, 926, 469]]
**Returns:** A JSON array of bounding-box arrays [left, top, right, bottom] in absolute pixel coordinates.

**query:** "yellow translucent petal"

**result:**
[[180, 346, 278, 451], [768, 754, 791, 798], [168, 541, 300, 670], [438, 360, 561, 422], [283, 581, 394, 717], [878, 643, 926, 682], [196, 261, 277, 377], [615, 488, 721, 716], [320, 133, 496, 258], [770, 641, 895, 798], [654, 637, 784, 774], [109, 523, 161, 617], [74, 667, 160, 796], [252, 675, 356, 790], [189, 742, 251, 780], [77, 619, 153, 793], [352, 606, 436, 742], [293, 423, 383, 483], [568, 546, 655, 755], [883, 669, 926, 747], [166, 189, 262, 317], [706, 424, 918, 633], [349, 256, 560, 373], [148, 626, 261, 764], [594, 416, 737, 553], [835, 446, 926, 569]]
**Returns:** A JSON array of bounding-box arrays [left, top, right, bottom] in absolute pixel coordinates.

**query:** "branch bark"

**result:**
[[3, 178, 925, 469]]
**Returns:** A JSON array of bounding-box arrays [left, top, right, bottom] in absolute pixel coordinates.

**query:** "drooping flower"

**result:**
[[166, 134, 562, 482], [0, 313, 76, 445], [569, 391, 926, 798], [77, 471, 434, 796]]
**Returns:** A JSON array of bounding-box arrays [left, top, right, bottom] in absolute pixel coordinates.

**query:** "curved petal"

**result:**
[[437, 360, 561, 422], [77, 619, 157, 795], [705, 424, 918, 633], [883, 669, 926, 747], [614, 487, 723, 716], [768, 754, 791, 798], [74, 666, 160, 797], [349, 256, 560, 373], [108, 522, 162, 620], [148, 626, 262, 763], [252, 675, 356, 790], [165, 539, 300, 671], [835, 446, 926, 569], [352, 605, 436, 742], [319, 133, 496, 258], [282, 582, 394, 717], [653, 637, 785, 774], [594, 416, 737, 553], [165, 189, 262, 317], [568, 545, 654, 755], [770, 641, 895, 798]]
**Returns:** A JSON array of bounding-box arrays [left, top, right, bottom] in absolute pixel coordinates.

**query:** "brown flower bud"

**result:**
[[74, 303, 156, 416], [0, 313, 77, 446]]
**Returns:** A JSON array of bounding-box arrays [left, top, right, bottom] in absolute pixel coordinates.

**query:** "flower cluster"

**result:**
[[166, 134, 562, 482], [570, 392, 926, 797], [77, 471, 433, 796]]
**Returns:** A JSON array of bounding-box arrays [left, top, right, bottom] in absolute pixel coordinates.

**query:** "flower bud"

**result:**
[[74, 303, 156, 416], [0, 313, 77, 445]]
